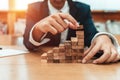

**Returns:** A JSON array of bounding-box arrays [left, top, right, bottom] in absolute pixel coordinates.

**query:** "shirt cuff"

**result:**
[[92, 32, 120, 54], [29, 24, 50, 46]]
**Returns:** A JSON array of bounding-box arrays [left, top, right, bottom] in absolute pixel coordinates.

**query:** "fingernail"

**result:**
[[76, 23, 79, 27], [82, 59, 86, 64]]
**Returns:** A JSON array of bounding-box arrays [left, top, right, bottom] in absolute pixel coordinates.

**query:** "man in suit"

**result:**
[[23, 0, 120, 64]]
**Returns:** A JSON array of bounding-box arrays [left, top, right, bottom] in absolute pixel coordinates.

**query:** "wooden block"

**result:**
[[71, 37, 78, 42], [53, 59, 60, 63], [65, 56, 72, 60], [71, 37, 78, 46], [72, 49, 80, 53], [76, 31, 84, 36], [53, 54, 59, 59], [78, 49, 84, 53], [64, 40, 71, 45], [76, 25, 84, 30], [72, 55, 78, 63], [72, 56, 78, 60], [66, 52, 72, 56], [65, 59, 72, 63], [64, 40, 72, 49], [47, 59, 53, 63], [53, 52, 59, 56], [78, 39, 84, 43], [59, 43, 65, 52], [47, 50, 53, 57], [59, 55, 65, 60], [72, 60, 78, 63], [77, 35, 84, 39], [59, 52, 65, 59], [59, 43, 65, 47], [53, 47, 59, 60], [72, 52, 78, 56], [60, 59, 65, 63], [66, 49, 72, 53], [72, 46, 84, 49], [59, 52, 65, 56], [78, 42, 84, 46], [77, 59, 82, 63], [78, 53, 83, 57], [59, 54, 65, 58], [41, 52, 47, 59], [47, 56, 53, 60], [53, 47, 59, 53], [72, 49, 84, 53], [78, 55, 83, 59], [77, 46, 84, 49], [71, 42, 78, 46], [72, 46, 78, 49], [77, 53, 83, 63]]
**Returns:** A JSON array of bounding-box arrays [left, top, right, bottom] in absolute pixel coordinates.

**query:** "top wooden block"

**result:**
[[76, 25, 84, 31]]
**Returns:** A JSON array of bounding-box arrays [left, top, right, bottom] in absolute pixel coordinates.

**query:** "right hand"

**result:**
[[35, 13, 79, 35]]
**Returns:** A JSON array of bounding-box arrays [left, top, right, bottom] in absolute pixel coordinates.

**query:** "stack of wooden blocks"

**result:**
[[45, 25, 84, 63]]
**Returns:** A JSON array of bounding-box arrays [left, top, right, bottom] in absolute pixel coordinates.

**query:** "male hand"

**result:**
[[35, 13, 79, 35], [82, 35, 120, 64]]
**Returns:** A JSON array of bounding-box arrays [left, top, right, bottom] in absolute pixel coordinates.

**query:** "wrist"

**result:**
[[92, 32, 120, 47], [32, 25, 45, 42], [98, 35, 112, 42]]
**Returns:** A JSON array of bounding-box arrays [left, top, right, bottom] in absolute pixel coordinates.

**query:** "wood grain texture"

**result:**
[[0, 46, 120, 80]]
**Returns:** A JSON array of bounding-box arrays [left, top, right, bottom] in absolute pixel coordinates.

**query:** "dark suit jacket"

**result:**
[[23, 0, 98, 51]]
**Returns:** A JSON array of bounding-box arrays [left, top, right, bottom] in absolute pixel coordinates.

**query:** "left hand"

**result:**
[[82, 35, 120, 64]]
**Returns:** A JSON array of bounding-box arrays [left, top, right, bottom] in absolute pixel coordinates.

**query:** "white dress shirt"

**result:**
[[29, 0, 120, 53], [29, 0, 69, 46], [48, 0, 69, 43]]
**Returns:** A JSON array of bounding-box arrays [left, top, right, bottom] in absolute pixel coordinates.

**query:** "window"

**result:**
[[15, 0, 43, 10], [0, 0, 43, 10], [74, 0, 120, 11], [0, 0, 9, 10]]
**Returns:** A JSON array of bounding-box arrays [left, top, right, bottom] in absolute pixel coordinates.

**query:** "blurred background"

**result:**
[[0, 0, 120, 46]]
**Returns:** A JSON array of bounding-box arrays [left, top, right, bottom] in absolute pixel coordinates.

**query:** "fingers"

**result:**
[[110, 47, 120, 63], [83, 42, 95, 57], [82, 34, 120, 64], [49, 18, 64, 33], [93, 49, 111, 64], [82, 43, 100, 63], [51, 14, 68, 29], [41, 13, 79, 35], [93, 47, 120, 64], [59, 13, 79, 29], [105, 48, 118, 63], [44, 23, 57, 35], [112, 54, 120, 62]]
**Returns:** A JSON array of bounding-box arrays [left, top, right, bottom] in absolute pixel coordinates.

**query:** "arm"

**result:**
[[24, 3, 79, 51], [82, 5, 98, 47], [81, 6, 120, 64], [23, 4, 41, 51]]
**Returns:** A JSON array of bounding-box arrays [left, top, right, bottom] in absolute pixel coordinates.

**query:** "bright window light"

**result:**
[[74, 0, 120, 11], [15, 0, 43, 10], [0, 0, 9, 10]]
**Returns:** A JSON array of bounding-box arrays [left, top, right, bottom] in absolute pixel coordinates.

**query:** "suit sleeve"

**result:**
[[23, 4, 42, 51], [83, 6, 98, 47]]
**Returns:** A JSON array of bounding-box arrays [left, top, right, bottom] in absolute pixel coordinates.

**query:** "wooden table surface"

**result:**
[[0, 46, 120, 80]]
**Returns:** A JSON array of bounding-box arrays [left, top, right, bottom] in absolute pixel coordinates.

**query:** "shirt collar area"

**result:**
[[48, 0, 69, 14]]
